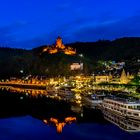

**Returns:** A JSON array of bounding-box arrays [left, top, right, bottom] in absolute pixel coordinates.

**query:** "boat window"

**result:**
[[128, 106, 132, 109], [128, 122, 132, 125], [133, 123, 139, 127], [123, 110, 126, 114], [133, 113, 139, 116]]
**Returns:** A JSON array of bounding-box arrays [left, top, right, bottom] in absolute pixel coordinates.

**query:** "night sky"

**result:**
[[0, 0, 140, 49]]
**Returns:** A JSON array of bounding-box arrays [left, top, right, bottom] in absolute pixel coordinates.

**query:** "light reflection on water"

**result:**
[[43, 117, 76, 133], [0, 88, 139, 140], [0, 116, 140, 140]]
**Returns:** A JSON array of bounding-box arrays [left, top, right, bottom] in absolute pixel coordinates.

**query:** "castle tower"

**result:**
[[56, 36, 63, 48], [42, 36, 76, 55], [120, 69, 128, 84]]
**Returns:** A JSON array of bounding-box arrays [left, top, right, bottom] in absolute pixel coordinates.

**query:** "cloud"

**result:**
[[70, 15, 140, 41], [14, 15, 140, 49], [1, 14, 140, 49]]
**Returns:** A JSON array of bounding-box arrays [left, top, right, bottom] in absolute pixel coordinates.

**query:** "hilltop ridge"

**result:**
[[0, 37, 139, 78]]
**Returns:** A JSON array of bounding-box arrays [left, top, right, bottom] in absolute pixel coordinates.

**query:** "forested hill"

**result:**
[[67, 37, 140, 60], [0, 37, 140, 78], [0, 47, 34, 78]]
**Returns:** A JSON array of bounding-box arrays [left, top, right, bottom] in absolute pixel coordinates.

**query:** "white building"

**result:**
[[70, 63, 83, 70]]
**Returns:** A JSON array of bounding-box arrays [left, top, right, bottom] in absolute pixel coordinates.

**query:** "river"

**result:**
[[0, 89, 139, 140]]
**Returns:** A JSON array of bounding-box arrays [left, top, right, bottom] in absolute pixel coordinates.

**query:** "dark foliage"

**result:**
[[0, 37, 139, 78]]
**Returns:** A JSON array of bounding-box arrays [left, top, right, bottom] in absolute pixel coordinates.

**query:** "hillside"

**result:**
[[68, 37, 140, 60], [0, 37, 139, 78]]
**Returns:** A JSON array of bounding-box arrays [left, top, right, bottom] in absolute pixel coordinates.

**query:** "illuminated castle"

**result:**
[[42, 36, 76, 55]]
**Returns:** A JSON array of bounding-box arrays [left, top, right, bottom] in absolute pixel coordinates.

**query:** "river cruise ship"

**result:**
[[104, 111, 140, 132], [102, 98, 140, 120]]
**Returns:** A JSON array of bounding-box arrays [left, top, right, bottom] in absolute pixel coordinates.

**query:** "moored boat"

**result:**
[[102, 97, 140, 121], [104, 110, 140, 132]]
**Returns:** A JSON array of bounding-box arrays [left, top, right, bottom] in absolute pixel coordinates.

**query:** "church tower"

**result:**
[[120, 69, 128, 84]]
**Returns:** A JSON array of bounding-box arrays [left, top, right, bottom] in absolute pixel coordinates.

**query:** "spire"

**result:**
[[127, 72, 130, 78], [120, 69, 128, 84]]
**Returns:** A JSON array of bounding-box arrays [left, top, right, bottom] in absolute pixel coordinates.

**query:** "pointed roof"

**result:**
[[120, 69, 128, 83]]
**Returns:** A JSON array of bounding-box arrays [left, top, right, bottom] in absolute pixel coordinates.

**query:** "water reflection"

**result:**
[[43, 117, 76, 133], [0, 86, 47, 97], [103, 111, 140, 132], [0, 86, 74, 101], [0, 87, 140, 135]]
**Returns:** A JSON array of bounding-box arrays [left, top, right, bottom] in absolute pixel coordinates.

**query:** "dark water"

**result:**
[[0, 116, 140, 140], [0, 89, 140, 140]]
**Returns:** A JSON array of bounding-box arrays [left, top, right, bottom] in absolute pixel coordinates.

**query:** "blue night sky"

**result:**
[[0, 0, 140, 49]]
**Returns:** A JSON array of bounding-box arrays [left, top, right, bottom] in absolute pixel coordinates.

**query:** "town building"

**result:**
[[95, 75, 110, 83], [70, 63, 83, 70]]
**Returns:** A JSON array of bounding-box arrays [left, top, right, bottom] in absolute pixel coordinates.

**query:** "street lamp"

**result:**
[[79, 54, 83, 58]]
